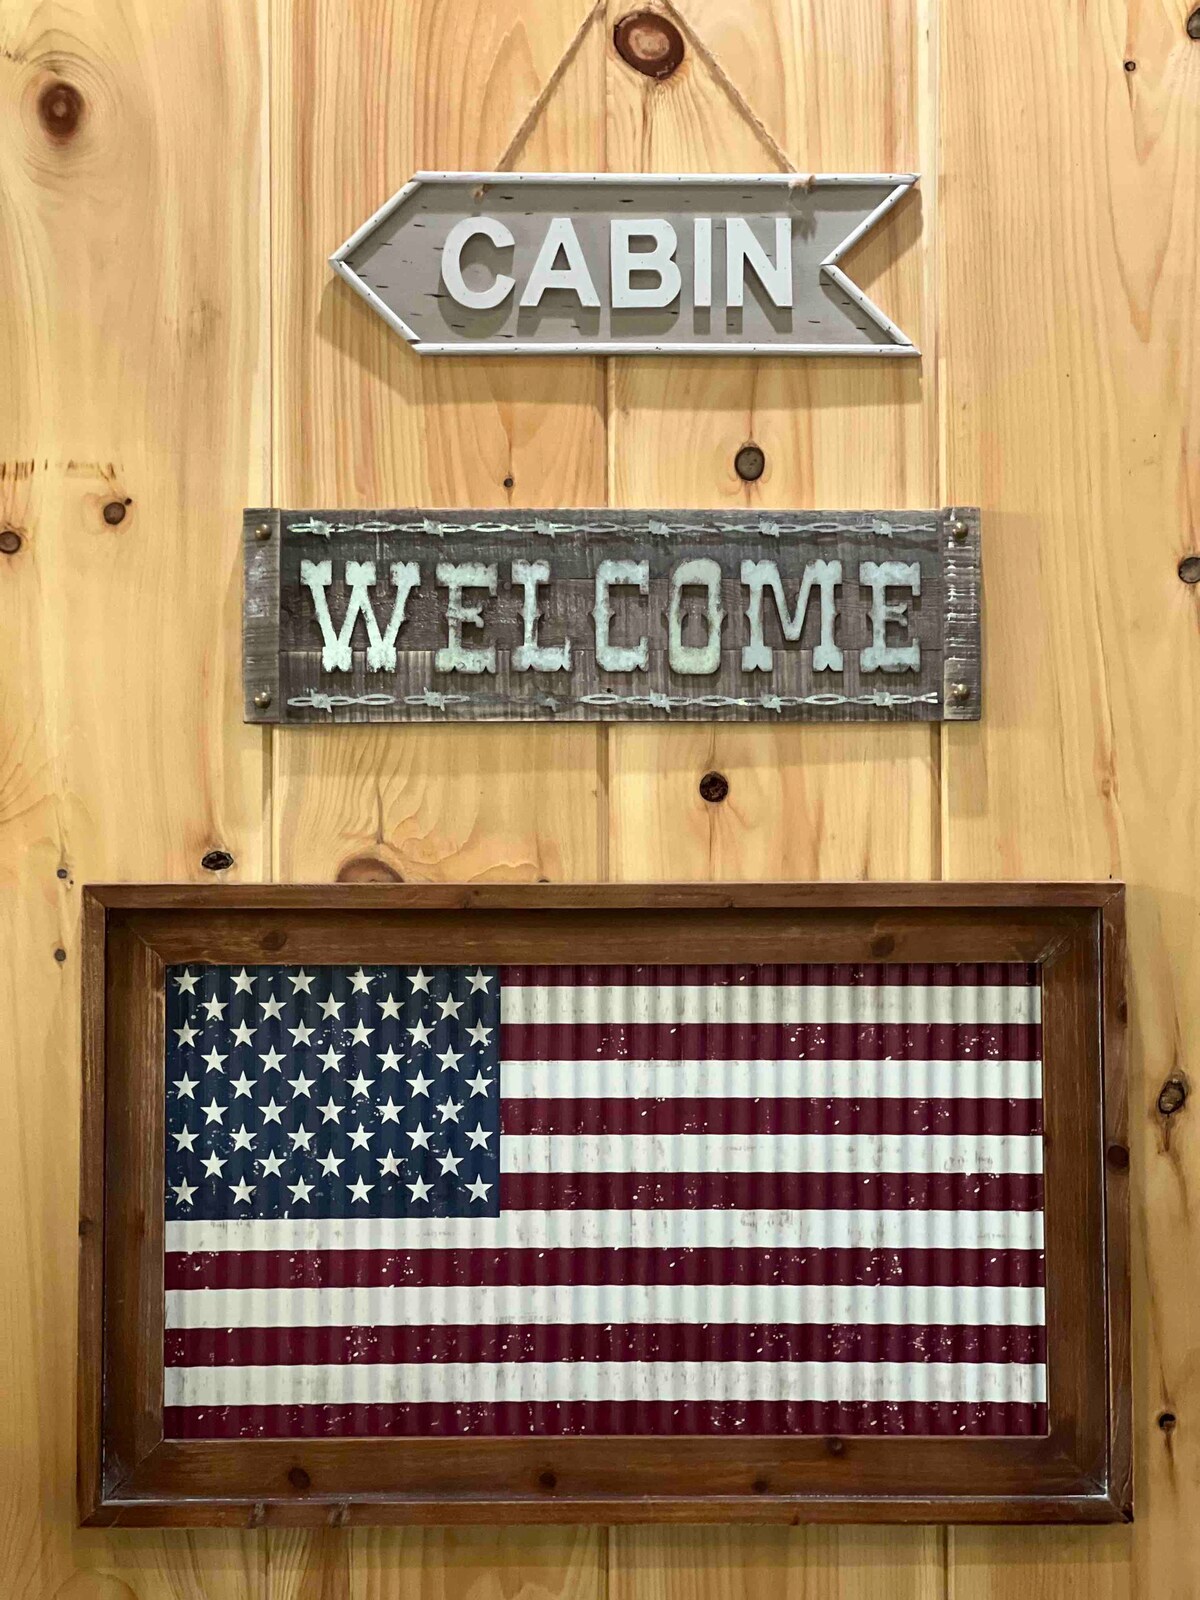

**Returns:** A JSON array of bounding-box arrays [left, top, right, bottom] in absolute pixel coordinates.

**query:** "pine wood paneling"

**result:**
[[941, 0, 1198, 1597], [0, 1, 269, 1595], [270, 0, 607, 889]]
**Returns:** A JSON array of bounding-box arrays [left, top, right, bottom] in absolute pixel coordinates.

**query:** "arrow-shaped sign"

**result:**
[[331, 172, 918, 357]]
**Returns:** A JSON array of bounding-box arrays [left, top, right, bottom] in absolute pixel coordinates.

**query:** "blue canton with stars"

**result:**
[[164, 964, 501, 1220]]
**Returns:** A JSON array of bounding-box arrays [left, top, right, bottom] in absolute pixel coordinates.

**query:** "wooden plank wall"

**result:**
[[0, 0, 1194, 1596]]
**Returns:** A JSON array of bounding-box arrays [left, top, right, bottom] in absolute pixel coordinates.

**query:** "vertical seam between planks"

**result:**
[[923, 0, 945, 899], [599, 3, 613, 889], [264, 0, 278, 891]]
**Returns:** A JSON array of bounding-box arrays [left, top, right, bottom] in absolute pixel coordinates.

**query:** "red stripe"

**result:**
[[165, 1322, 1047, 1368], [166, 1244, 1045, 1292], [502, 963, 1040, 989], [163, 1398, 1049, 1438], [501, 1022, 1042, 1062], [501, 1171, 1044, 1211], [502, 1096, 1043, 1137]]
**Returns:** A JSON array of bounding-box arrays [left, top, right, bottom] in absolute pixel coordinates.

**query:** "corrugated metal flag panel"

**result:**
[[162, 961, 1046, 1438]]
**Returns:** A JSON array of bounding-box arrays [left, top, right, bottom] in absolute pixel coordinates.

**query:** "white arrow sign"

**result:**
[[331, 172, 919, 357]]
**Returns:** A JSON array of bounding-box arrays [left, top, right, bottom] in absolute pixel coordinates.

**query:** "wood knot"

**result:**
[[613, 11, 685, 79], [38, 79, 84, 141], [538, 1469, 557, 1490], [260, 929, 287, 951], [337, 853, 403, 884], [102, 499, 129, 526], [1157, 1077, 1187, 1117], [201, 849, 235, 873], [751, 1475, 770, 1493], [699, 770, 729, 803], [287, 1465, 311, 1491], [735, 442, 766, 482], [870, 933, 896, 957], [0, 528, 23, 555], [825, 1436, 845, 1457], [1106, 1142, 1130, 1171], [1189, 7, 1200, 41], [1178, 554, 1200, 585], [1158, 1411, 1177, 1433]]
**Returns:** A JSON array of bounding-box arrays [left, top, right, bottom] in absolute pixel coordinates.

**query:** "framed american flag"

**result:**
[[78, 882, 1129, 1525]]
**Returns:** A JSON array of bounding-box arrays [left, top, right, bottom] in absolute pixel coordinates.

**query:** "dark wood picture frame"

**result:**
[[78, 882, 1130, 1526]]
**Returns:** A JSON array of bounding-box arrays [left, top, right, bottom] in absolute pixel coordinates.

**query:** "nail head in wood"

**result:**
[[253, 689, 273, 709], [951, 681, 971, 703], [0, 529, 22, 554], [255, 522, 272, 541], [613, 11, 685, 79], [1178, 554, 1200, 584], [949, 518, 969, 540], [734, 443, 766, 482], [699, 770, 730, 803]]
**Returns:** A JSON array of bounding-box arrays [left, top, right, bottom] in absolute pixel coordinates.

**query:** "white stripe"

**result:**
[[501, 1133, 1043, 1176], [503, 1058, 1043, 1101], [166, 1207, 1044, 1255], [165, 1360, 1047, 1408], [166, 1281, 1045, 1331], [504, 984, 1041, 1027]]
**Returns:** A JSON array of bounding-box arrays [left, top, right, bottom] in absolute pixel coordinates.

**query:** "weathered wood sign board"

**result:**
[[331, 172, 919, 355], [243, 508, 980, 725]]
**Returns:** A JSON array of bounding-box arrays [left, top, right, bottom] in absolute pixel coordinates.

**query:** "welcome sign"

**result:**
[[242, 508, 980, 724], [331, 173, 918, 356]]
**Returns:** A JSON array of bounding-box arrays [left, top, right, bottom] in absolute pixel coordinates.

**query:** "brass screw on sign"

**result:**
[[613, 10, 686, 78], [950, 682, 971, 704], [253, 689, 273, 710]]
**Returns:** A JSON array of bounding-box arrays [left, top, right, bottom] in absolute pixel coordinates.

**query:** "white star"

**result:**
[[260, 1097, 284, 1125], [318, 993, 343, 1020], [201, 1098, 226, 1125], [317, 1045, 343, 1073], [437, 1097, 463, 1124], [201, 1151, 226, 1178], [260, 993, 285, 1020], [438, 1149, 463, 1176], [379, 993, 403, 1020], [288, 1124, 314, 1151], [230, 1124, 254, 1152], [171, 1178, 197, 1206], [173, 1073, 198, 1100], [347, 1070, 375, 1098], [287, 1176, 314, 1204], [172, 1126, 198, 1151], [289, 969, 314, 994], [201, 994, 226, 1021], [201, 1047, 227, 1074], [377, 1045, 404, 1072], [288, 1020, 315, 1046], [465, 1070, 493, 1097], [410, 968, 432, 994], [230, 1019, 255, 1048], [173, 1021, 198, 1048], [467, 969, 493, 993], [466, 1022, 492, 1047], [259, 1150, 285, 1177], [378, 1150, 403, 1176], [437, 1046, 463, 1073], [317, 1149, 343, 1177], [174, 969, 199, 995], [436, 993, 464, 1020], [465, 1175, 492, 1203], [407, 1122, 433, 1150], [408, 1019, 433, 1048], [406, 1175, 433, 1203], [378, 1096, 402, 1124], [317, 1096, 343, 1123], [259, 1045, 286, 1072], [289, 1070, 315, 1098], [348, 1018, 373, 1047], [229, 1070, 255, 1098], [232, 968, 256, 994], [466, 1123, 491, 1149], [348, 1175, 374, 1204], [406, 1068, 433, 1098], [229, 1177, 256, 1205], [348, 1123, 373, 1151], [349, 968, 374, 994]]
